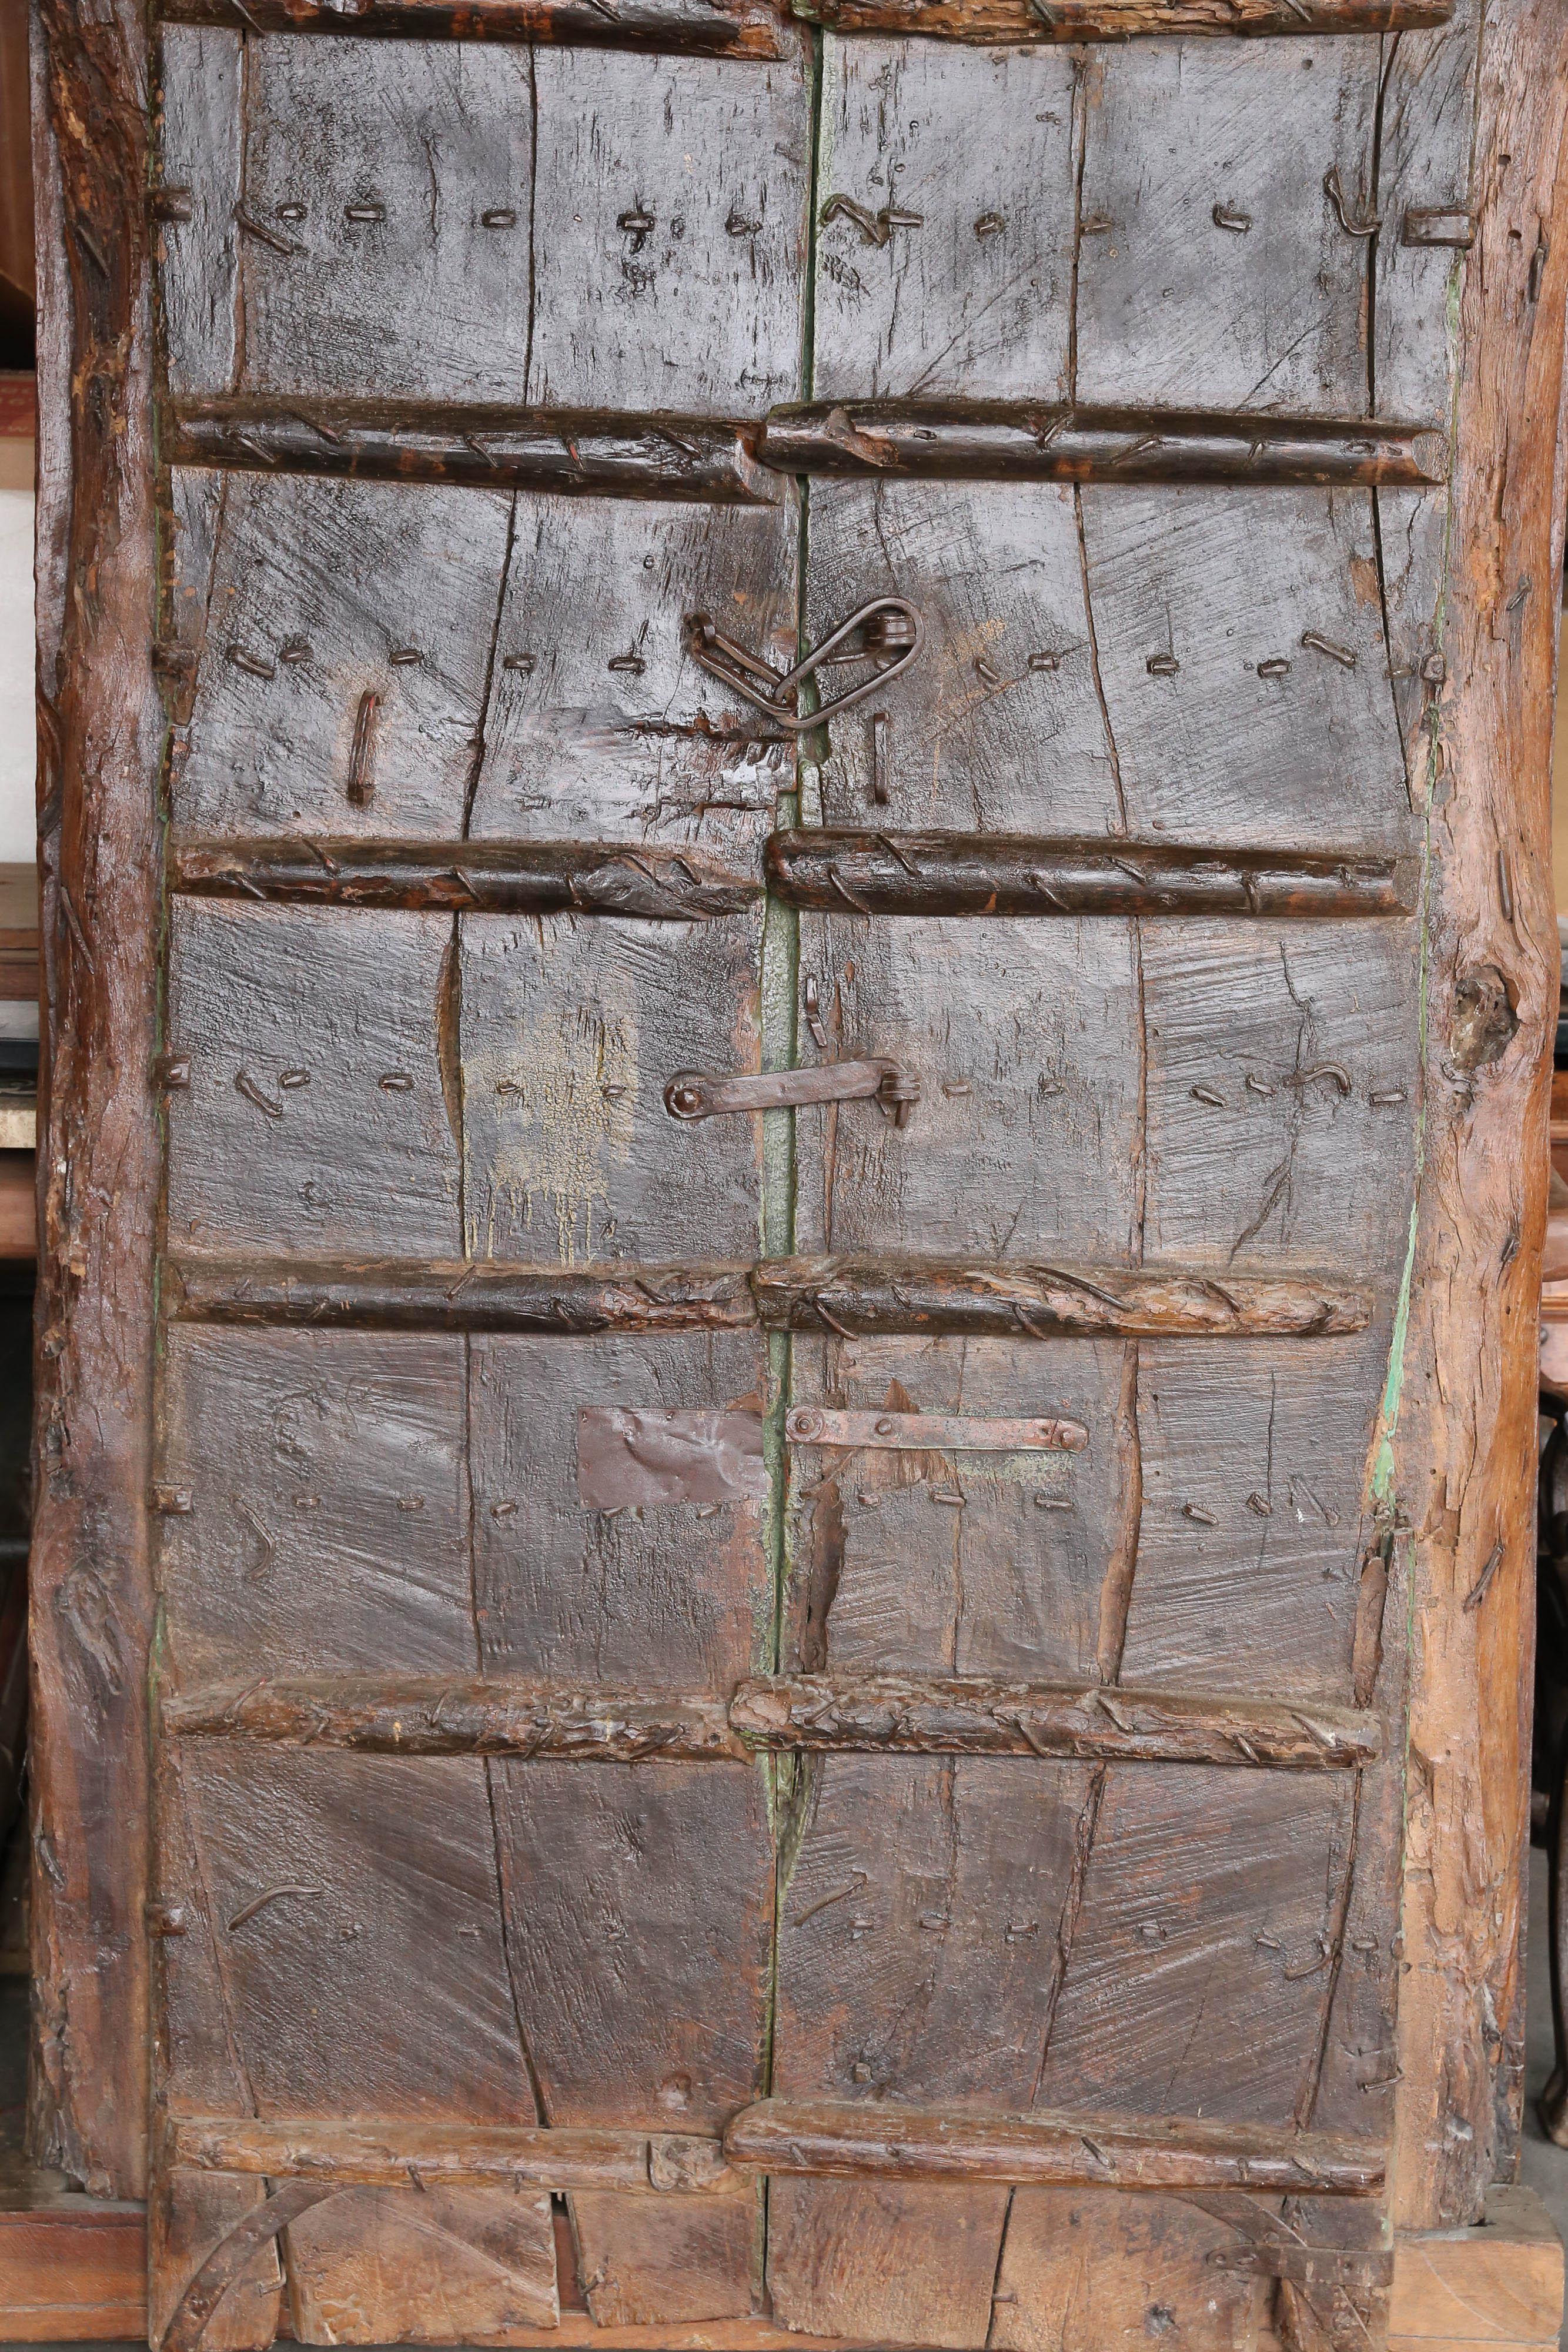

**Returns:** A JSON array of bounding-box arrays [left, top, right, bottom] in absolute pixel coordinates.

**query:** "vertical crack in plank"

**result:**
[[461, 491, 519, 840], [523, 45, 539, 400], [1295, 1768, 1365, 2130], [232, 28, 250, 395], [1027, 1764, 1109, 2111]]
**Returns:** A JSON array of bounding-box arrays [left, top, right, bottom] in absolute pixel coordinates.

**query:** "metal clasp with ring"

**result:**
[[681, 596, 924, 734]]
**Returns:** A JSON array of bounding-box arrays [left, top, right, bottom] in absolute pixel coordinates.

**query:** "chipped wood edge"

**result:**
[[28, 0, 162, 2197], [1388, 0, 1568, 2232]]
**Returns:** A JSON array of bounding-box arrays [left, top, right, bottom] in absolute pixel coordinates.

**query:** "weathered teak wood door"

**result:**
[[28, 0, 1568, 2344]]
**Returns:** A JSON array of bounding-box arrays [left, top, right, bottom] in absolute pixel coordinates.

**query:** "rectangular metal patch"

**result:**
[[577, 1407, 770, 1508]]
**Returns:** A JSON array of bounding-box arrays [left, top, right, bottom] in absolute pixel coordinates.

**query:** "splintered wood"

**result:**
[[28, 0, 1568, 2344]]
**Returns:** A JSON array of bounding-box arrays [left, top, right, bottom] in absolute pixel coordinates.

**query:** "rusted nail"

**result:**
[[974, 212, 1005, 239], [1464, 1540, 1504, 1611], [1146, 652, 1180, 677], [503, 653, 535, 674], [276, 203, 307, 224], [973, 654, 1002, 687], [820, 195, 920, 249], [725, 206, 761, 237], [1497, 848, 1515, 923], [870, 710, 891, 806], [1420, 651, 1447, 685], [155, 1053, 191, 1091], [931, 1486, 966, 1507], [1244, 1074, 1276, 1097], [608, 650, 647, 675], [1182, 1502, 1218, 1525], [226, 643, 275, 681], [379, 1071, 414, 1093], [1246, 1491, 1272, 1516], [152, 185, 194, 223], [1506, 577, 1533, 615], [1300, 630, 1357, 669], [228, 1885, 322, 1933], [492, 1499, 517, 1519], [347, 688, 378, 807], [234, 205, 298, 255], [149, 1484, 193, 1515], [803, 975, 829, 1050], [1323, 167, 1381, 238], [1288, 1062, 1353, 1096], [146, 1902, 189, 1937], [345, 201, 386, 223], [279, 636, 313, 666], [1190, 1084, 1225, 1107], [481, 208, 517, 229], [1402, 206, 1475, 250], [1257, 657, 1291, 679], [235, 1069, 283, 1120], [389, 646, 422, 666], [279, 1068, 310, 1090], [1370, 1087, 1407, 1107], [1028, 650, 1060, 673], [617, 206, 655, 252], [1212, 203, 1252, 233], [601, 1081, 627, 1099]]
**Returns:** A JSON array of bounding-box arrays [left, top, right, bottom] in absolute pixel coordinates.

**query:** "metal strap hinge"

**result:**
[[664, 1058, 920, 1128]]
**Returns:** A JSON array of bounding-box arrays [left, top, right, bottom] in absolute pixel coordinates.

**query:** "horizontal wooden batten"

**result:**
[[166, 400, 779, 505], [723, 2100, 1385, 2197], [767, 832, 1415, 918], [729, 1673, 1380, 1767], [793, 0, 1447, 35], [158, 0, 796, 53], [758, 401, 1448, 487], [163, 1254, 1372, 1337], [172, 839, 761, 918], [162, 1672, 1379, 1769], [163, 2114, 740, 2196]]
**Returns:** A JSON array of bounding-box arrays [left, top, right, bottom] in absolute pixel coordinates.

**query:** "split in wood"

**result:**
[[161, 1670, 1379, 1769], [766, 833, 1415, 918], [722, 2098, 1383, 2195], [161, 1252, 1372, 1338], [757, 402, 1448, 489], [171, 838, 761, 920], [167, 399, 780, 506]]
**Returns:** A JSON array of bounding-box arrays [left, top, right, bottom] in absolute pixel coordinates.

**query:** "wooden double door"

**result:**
[[30, 0, 1566, 2342]]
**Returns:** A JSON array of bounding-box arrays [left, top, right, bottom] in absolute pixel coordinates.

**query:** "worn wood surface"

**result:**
[[30, 0, 1566, 2336], [30, 0, 162, 2200], [1388, 0, 1568, 2230]]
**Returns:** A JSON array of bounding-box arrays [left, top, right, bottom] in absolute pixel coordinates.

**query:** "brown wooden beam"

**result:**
[[161, 1671, 1379, 1769], [728, 1673, 1380, 1768], [165, 399, 780, 505], [723, 2098, 1385, 2195], [758, 401, 1448, 487], [163, 1253, 1373, 1338], [793, 0, 1448, 34], [766, 832, 1416, 918], [171, 838, 762, 919], [162, 2115, 739, 2196], [158, 0, 795, 53]]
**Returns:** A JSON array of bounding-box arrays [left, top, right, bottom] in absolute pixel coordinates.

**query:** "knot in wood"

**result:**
[[1449, 963, 1518, 1074]]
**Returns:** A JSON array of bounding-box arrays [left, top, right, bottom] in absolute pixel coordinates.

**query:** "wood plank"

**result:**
[[31, 0, 163, 2199], [1387, 0, 1568, 2229], [1389, 2187, 1563, 2344], [165, 903, 462, 1257], [459, 910, 765, 1265], [0, 2200, 148, 2341], [0, 1158, 32, 1261], [1075, 42, 1380, 415]]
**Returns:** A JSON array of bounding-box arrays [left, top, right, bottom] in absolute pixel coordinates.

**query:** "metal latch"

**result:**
[[664, 1058, 920, 1128], [683, 596, 923, 733]]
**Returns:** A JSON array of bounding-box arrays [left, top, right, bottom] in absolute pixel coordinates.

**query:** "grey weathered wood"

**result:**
[[793, 915, 1142, 1260], [467, 492, 798, 858], [1141, 920, 1420, 1279], [156, 26, 242, 397], [165, 904, 462, 1255], [1119, 1332, 1390, 1701], [811, 40, 1076, 404], [1075, 43, 1382, 414], [169, 470, 513, 840], [459, 910, 764, 1265], [1076, 487, 1414, 851], [528, 46, 810, 414]]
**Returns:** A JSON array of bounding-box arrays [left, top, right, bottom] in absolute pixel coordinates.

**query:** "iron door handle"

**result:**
[[664, 1058, 920, 1128], [683, 596, 924, 733]]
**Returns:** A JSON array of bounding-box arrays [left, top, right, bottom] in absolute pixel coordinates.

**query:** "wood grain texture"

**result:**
[[30, 0, 162, 2199], [158, 0, 798, 55], [800, 0, 1449, 32], [1389, 0, 1568, 2229]]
